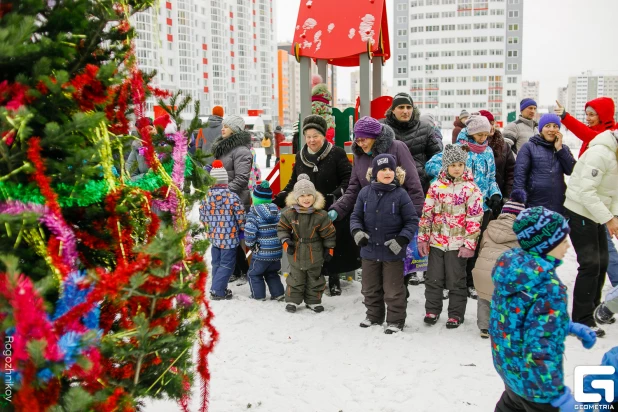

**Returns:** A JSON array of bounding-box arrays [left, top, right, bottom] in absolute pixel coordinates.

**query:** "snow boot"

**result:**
[[329, 275, 342, 296], [384, 322, 404, 334], [424, 313, 440, 326], [227, 273, 240, 283], [210, 289, 233, 301], [359, 318, 382, 328], [306, 304, 324, 313], [271, 294, 285, 302], [285, 303, 298, 313], [442, 289, 449, 300], [446, 316, 464, 329], [236, 274, 248, 286], [589, 326, 606, 338], [467, 286, 478, 300], [408, 272, 426, 286], [594, 303, 616, 325], [480, 329, 489, 339]]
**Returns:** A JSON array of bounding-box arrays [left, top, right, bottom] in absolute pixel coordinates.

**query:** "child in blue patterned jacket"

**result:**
[[244, 181, 285, 301], [200, 160, 245, 300], [490, 206, 597, 412]]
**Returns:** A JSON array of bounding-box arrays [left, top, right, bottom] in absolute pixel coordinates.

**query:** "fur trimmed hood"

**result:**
[[365, 166, 406, 186], [285, 190, 326, 210], [352, 123, 396, 156], [212, 130, 251, 159]]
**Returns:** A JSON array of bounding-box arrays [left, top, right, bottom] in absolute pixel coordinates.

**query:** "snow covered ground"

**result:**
[[146, 134, 616, 412]]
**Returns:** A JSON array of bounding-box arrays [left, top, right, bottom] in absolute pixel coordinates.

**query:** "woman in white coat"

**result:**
[[564, 129, 618, 337]]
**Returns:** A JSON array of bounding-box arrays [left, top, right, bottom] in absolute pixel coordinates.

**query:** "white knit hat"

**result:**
[[223, 115, 245, 134], [465, 115, 491, 135], [210, 160, 228, 185]]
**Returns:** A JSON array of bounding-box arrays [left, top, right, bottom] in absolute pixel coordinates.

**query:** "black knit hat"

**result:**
[[391, 93, 414, 110], [302, 115, 327, 137]]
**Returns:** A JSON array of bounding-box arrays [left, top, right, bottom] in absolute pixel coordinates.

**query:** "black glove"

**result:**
[[323, 249, 333, 262], [395, 236, 408, 248], [283, 239, 295, 256], [486, 194, 501, 211], [273, 191, 287, 208]]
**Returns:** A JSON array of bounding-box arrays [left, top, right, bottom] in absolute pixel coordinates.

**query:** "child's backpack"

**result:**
[[261, 135, 271, 148]]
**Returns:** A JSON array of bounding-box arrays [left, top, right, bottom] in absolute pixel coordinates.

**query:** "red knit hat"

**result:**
[[478, 110, 495, 123], [154, 113, 177, 134], [212, 105, 224, 117]]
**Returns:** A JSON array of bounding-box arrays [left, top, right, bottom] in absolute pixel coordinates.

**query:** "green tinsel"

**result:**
[[0, 158, 195, 207]]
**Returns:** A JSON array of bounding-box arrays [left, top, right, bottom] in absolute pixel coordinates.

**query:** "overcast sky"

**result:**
[[276, 0, 618, 106]]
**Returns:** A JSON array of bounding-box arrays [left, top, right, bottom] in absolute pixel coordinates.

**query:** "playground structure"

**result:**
[[266, 0, 394, 195]]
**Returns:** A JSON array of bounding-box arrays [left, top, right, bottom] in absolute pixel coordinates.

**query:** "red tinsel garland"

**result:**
[[69, 64, 109, 112]]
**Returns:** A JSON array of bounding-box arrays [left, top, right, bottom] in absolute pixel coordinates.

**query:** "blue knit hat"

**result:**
[[252, 181, 273, 205], [513, 206, 570, 255], [539, 113, 562, 132], [520, 98, 537, 112]]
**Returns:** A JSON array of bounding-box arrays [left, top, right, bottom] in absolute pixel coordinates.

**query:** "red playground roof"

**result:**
[[289, 0, 390, 67]]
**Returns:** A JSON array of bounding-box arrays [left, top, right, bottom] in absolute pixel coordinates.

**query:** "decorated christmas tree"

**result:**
[[0, 1, 217, 410]]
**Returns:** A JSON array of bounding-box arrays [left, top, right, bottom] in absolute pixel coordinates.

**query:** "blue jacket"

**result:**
[[426, 129, 501, 211], [350, 173, 419, 261], [513, 135, 576, 215], [199, 185, 245, 249], [490, 248, 570, 403], [244, 203, 282, 261]]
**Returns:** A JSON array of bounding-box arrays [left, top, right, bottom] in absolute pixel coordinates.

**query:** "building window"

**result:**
[[507, 50, 518, 58], [425, 25, 440, 32], [397, 41, 407, 49], [396, 3, 407, 10], [397, 16, 407, 24], [398, 54, 408, 61], [508, 10, 519, 18], [442, 0, 456, 4], [410, 26, 424, 33], [426, 12, 439, 19], [442, 11, 456, 17], [507, 63, 518, 71], [508, 24, 519, 31], [490, 9, 505, 15], [410, 0, 425, 6], [507, 90, 517, 97], [397, 80, 407, 87], [397, 67, 407, 74], [508, 36, 519, 44]]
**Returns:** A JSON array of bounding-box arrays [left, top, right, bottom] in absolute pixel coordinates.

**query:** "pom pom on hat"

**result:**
[[212, 105, 224, 117], [252, 180, 273, 205], [312, 74, 323, 88], [293, 174, 317, 200], [210, 160, 228, 185], [154, 113, 178, 135]]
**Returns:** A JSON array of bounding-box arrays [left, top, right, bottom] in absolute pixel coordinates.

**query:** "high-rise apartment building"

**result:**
[[566, 72, 618, 122], [557, 86, 568, 107], [392, 0, 523, 124], [521, 81, 539, 103], [276, 42, 338, 127], [132, 0, 278, 122]]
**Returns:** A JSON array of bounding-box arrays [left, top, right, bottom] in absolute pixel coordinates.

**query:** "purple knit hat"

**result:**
[[354, 116, 383, 139]]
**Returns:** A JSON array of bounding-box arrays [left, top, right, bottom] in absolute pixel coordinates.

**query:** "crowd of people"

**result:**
[[133, 92, 618, 410]]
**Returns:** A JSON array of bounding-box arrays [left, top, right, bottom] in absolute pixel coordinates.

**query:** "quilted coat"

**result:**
[[211, 130, 253, 211], [349, 168, 419, 262], [418, 169, 484, 252], [199, 185, 245, 249], [471, 213, 519, 301], [513, 135, 576, 214], [564, 130, 618, 224], [490, 249, 570, 403], [426, 129, 502, 212], [244, 203, 282, 261]]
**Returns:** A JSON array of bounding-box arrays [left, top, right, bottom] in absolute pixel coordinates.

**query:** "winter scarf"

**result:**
[[466, 136, 488, 154], [292, 205, 315, 214], [212, 130, 252, 158], [300, 140, 333, 173]]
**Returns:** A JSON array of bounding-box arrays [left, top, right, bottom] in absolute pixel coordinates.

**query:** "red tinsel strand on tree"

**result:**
[[69, 64, 109, 112], [178, 373, 191, 412], [195, 269, 219, 412], [13, 364, 42, 412]]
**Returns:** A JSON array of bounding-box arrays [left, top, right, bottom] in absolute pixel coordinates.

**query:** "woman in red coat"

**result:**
[[555, 97, 616, 157]]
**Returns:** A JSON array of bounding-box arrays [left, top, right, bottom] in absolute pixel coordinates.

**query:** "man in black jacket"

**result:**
[[381, 93, 442, 288]]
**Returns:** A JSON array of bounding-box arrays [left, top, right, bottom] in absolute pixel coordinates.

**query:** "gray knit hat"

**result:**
[[302, 115, 327, 137], [465, 114, 491, 135], [459, 109, 470, 120], [210, 160, 228, 185], [223, 115, 245, 134], [293, 174, 316, 200], [441, 144, 469, 172]]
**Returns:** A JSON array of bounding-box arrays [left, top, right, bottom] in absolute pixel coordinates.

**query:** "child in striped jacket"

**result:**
[[244, 181, 285, 301]]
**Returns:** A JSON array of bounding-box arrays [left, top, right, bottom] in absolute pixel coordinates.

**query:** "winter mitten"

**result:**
[[282, 239, 296, 256], [418, 241, 430, 257], [569, 322, 597, 349], [273, 191, 287, 208], [353, 230, 369, 247], [384, 239, 402, 255], [323, 248, 334, 262], [485, 194, 501, 210], [328, 210, 338, 221], [551, 387, 582, 411], [458, 247, 475, 259]]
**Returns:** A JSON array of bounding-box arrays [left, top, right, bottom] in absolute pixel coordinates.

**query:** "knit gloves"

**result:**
[[569, 322, 597, 349], [458, 247, 475, 259], [328, 210, 338, 221], [384, 236, 408, 255], [353, 230, 369, 247]]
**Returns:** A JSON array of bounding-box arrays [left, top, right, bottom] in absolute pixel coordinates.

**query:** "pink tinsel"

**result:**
[[0, 201, 78, 270], [153, 131, 187, 229]]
